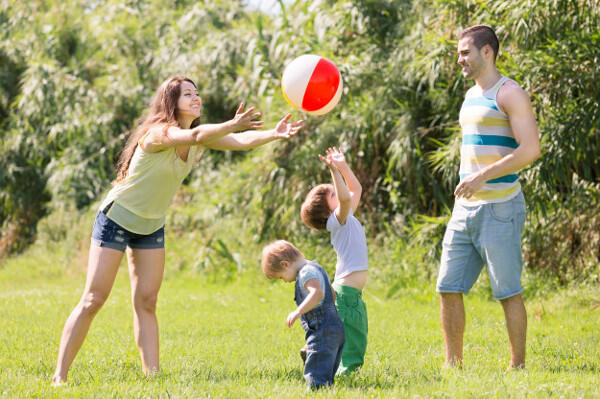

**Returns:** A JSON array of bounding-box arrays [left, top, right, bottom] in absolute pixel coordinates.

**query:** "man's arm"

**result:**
[[454, 83, 541, 199]]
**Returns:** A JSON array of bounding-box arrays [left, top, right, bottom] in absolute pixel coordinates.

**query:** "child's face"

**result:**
[[326, 188, 338, 212]]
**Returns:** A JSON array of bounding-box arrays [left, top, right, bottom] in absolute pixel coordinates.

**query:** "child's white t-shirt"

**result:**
[[326, 207, 369, 280]]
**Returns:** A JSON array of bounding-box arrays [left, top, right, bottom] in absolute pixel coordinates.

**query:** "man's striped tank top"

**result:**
[[458, 75, 521, 205]]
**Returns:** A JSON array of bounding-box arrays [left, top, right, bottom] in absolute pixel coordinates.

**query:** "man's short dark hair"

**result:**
[[459, 25, 499, 61]]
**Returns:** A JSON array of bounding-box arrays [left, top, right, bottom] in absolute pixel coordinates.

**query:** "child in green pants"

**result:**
[[301, 146, 368, 375]]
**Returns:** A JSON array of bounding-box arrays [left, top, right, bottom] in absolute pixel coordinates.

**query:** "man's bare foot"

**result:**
[[507, 363, 525, 371], [442, 361, 463, 370]]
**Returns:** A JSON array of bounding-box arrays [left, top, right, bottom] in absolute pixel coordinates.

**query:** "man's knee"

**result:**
[[500, 293, 524, 305], [440, 292, 463, 304]]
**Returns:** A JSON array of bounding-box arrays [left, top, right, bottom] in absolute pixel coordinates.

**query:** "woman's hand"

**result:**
[[274, 114, 304, 138], [229, 103, 264, 132]]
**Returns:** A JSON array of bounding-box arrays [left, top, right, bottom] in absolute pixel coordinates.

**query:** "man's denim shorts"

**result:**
[[436, 192, 526, 300], [91, 208, 165, 252]]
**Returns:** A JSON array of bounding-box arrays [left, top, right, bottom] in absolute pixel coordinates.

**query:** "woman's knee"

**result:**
[[133, 292, 158, 313], [80, 291, 108, 315]]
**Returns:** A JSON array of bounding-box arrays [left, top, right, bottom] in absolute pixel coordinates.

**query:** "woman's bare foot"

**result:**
[[144, 368, 160, 379], [51, 375, 66, 387]]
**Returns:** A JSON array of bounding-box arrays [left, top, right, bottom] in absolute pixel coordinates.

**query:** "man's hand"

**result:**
[[454, 171, 486, 199]]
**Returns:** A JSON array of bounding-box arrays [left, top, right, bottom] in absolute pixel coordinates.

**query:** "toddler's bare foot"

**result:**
[[300, 346, 308, 364]]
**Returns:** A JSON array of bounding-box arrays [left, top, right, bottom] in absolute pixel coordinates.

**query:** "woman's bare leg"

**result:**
[[126, 247, 165, 376], [52, 245, 123, 385]]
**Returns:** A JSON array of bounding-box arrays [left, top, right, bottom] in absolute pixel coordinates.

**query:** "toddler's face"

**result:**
[[271, 265, 297, 282]]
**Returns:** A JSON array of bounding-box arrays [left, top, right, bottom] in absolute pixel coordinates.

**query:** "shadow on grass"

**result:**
[[547, 363, 599, 373], [166, 365, 445, 391], [61, 356, 453, 392], [181, 365, 305, 383]]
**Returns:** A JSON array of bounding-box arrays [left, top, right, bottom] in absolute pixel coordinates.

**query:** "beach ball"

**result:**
[[281, 54, 343, 115]]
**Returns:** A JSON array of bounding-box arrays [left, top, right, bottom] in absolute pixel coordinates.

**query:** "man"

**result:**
[[436, 25, 541, 369]]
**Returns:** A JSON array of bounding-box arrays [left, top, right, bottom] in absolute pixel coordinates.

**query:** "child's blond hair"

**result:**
[[261, 240, 302, 279], [300, 184, 333, 231]]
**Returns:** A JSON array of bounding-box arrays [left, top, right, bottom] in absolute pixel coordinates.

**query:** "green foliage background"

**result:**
[[1, 0, 599, 281]]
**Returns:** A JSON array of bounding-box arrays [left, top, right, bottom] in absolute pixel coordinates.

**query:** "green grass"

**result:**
[[1, 244, 599, 398]]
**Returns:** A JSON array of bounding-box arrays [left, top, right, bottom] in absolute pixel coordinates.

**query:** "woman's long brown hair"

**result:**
[[114, 76, 200, 183]]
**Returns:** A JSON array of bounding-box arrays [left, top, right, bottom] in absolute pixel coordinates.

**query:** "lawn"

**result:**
[[1, 244, 599, 398]]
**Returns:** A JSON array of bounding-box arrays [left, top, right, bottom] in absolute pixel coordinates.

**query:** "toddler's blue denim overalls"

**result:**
[[295, 264, 345, 389]]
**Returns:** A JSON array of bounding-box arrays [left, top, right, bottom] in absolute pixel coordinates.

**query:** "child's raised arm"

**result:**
[[286, 279, 324, 327], [328, 147, 362, 212], [319, 149, 352, 225]]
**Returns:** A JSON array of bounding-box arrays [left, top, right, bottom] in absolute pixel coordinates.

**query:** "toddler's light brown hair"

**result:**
[[261, 240, 302, 279]]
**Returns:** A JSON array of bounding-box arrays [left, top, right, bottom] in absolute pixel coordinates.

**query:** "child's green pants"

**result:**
[[332, 282, 368, 375]]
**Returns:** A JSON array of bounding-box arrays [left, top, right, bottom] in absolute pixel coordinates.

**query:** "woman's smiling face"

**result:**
[[177, 80, 202, 119]]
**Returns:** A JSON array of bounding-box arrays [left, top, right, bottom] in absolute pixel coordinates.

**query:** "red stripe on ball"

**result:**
[[302, 58, 340, 112]]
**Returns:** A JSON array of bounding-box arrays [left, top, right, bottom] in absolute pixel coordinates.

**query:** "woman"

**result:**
[[51, 76, 303, 386]]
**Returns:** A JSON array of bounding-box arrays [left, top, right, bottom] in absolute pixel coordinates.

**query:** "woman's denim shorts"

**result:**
[[91, 208, 164, 252]]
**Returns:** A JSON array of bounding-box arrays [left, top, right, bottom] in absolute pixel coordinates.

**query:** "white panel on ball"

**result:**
[[281, 54, 321, 109]]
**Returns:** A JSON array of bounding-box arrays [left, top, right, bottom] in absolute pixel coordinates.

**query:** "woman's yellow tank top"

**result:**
[[99, 143, 198, 234]]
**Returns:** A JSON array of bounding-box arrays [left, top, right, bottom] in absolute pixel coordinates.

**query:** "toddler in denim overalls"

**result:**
[[261, 240, 345, 390]]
